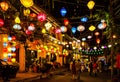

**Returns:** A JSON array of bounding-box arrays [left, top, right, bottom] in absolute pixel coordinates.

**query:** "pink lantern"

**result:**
[[26, 29, 32, 35], [0, 18, 4, 27], [37, 13, 46, 22]]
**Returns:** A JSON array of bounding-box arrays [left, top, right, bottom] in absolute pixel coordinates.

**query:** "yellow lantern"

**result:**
[[23, 8, 30, 16], [20, 0, 34, 8], [87, 0, 95, 10], [15, 16, 21, 24], [42, 28, 46, 34], [89, 25, 96, 31], [0, 1, 9, 11], [11, 58, 16, 62]]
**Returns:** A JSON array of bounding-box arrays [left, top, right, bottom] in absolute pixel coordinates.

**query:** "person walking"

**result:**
[[93, 61, 98, 77], [89, 61, 93, 76], [75, 59, 81, 80], [71, 60, 76, 80]]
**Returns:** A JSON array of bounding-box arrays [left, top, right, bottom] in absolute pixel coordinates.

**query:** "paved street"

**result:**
[[30, 71, 111, 82]]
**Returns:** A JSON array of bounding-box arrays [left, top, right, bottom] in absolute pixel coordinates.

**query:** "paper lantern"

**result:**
[[64, 19, 69, 26], [0, 2, 9, 11], [41, 28, 46, 34], [77, 25, 85, 32], [23, 8, 30, 16], [0, 18, 4, 27], [37, 13, 46, 22], [11, 58, 16, 62], [95, 32, 100, 36], [89, 25, 96, 31], [20, 0, 34, 8], [96, 38, 100, 44], [45, 22, 52, 31], [60, 7, 67, 17], [26, 29, 32, 35], [55, 28, 61, 33], [13, 24, 21, 30], [87, 0, 95, 10], [60, 26, 67, 32], [28, 23, 35, 31], [15, 16, 21, 24], [80, 17, 88, 22], [71, 27, 77, 34]]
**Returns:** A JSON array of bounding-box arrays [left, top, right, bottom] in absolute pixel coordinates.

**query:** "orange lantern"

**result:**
[[0, 2, 9, 11], [96, 38, 100, 44], [95, 32, 100, 36]]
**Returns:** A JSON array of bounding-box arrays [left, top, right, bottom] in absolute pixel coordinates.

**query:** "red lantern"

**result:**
[[0, 18, 4, 27], [12, 36, 16, 40], [26, 29, 32, 35], [96, 38, 100, 44], [37, 13, 46, 22], [64, 19, 69, 26], [0, 2, 9, 11], [3, 48, 8, 52], [30, 13, 37, 18]]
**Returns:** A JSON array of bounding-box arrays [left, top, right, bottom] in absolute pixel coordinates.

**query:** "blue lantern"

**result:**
[[80, 17, 88, 22], [71, 27, 77, 34], [60, 7, 67, 17]]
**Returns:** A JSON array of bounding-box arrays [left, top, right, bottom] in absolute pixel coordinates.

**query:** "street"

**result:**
[[30, 71, 111, 82]]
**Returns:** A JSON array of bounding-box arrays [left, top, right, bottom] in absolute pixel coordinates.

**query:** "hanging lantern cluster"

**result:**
[[2, 35, 17, 62]]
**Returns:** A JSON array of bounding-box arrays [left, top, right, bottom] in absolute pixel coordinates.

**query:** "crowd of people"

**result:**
[[69, 59, 106, 80]]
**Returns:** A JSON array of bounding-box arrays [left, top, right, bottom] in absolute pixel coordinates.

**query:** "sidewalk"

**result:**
[[0, 68, 67, 82]]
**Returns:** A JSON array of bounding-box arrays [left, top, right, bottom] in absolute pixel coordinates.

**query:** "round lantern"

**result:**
[[23, 8, 30, 16], [87, 0, 95, 10], [60, 7, 67, 17], [37, 13, 46, 22], [77, 25, 85, 32], [71, 27, 77, 34], [94, 32, 100, 36], [28, 23, 35, 31], [96, 38, 100, 44], [26, 29, 32, 35], [55, 28, 61, 33], [30, 13, 37, 18], [80, 17, 88, 22], [89, 25, 96, 31], [13, 24, 21, 30], [0, 18, 4, 27], [60, 26, 67, 32], [87, 35, 92, 39], [20, 0, 34, 8], [64, 19, 69, 26], [0, 1, 9, 11], [11, 58, 16, 62], [98, 22, 107, 30]]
